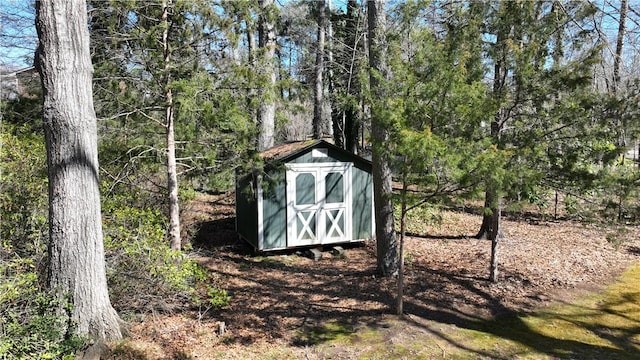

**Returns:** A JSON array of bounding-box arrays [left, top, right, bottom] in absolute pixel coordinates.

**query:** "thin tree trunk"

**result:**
[[489, 197, 501, 282], [333, 0, 361, 152], [232, 15, 243, 65], [368, 0, 398, 277], [247, 19, 257, 134], [162, 0, 181, 251], [326, 0, 334, 139], [477, 4, 508, 281], [476, 187, 502, 235], [257, 0, 276, 151], [396, 176, 407, 316], [35, 0, 122, 342], [554, 190, 559, 220], [613, 0, 628, 94], [614, 0, 628, 163], [313, 0, 326, 139], [345, 0, 361, 153], [247, 22, 256, 65]]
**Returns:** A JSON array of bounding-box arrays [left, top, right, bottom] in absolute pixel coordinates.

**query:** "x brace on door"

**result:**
[[297, 211, 315, 240], [325, 209, 344, 238]]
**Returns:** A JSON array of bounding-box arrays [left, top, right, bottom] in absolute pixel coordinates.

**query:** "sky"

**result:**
[[1, 0, 638, 72], [0, 0, 37, 70]]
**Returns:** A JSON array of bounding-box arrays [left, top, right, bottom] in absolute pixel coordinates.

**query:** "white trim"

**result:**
[[312, 148, 329, 157], [286, 162, 353, 247], [286, 161, 347, 172], [257, 175, 264, 250], [371, 178, 376, 238]]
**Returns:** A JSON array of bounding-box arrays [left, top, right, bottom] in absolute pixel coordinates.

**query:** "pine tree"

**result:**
[[90, 0, 254, 247], [331, 0, 366, 152], [474, 1, 604, 281], [368, 0, 398, 277]]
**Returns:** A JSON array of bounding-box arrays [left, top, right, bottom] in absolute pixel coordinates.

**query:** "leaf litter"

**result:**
[[106, 193, 640, 359]]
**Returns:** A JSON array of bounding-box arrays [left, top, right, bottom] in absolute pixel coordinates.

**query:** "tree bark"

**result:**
[[368, 0, 398, 277], [345, 0, 361, 154], [35, 0, 122, 341], [326, 0, 334, 139], [162, 0, 182, 251], [396, 176, 407, 316], [246, 16, 258, 138], [488, 197, 501, 282], [614, 0, 628, 164], [476, 3, 508, 282], [313, 0, 326, 139], [333, 0, 362, 153], [257, 0, 277, 151], [476, 188, 501, 283], [613, 0, 628, 95]]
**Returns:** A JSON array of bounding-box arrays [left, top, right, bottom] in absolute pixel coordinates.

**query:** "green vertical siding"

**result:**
[[238, 142, 373, 251], [352, 165, 373, 240], [262, 170, 287, 250], [235, 174, 258, 248]]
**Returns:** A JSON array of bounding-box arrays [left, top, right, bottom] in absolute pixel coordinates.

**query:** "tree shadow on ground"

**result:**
[[403, 286, 639, 359], [194, 224, 640, 358], [628, 245, 640, 256], [193, 216, 241, 249], [405, 232, 470, 240], [192, 216, 392, 345], [188, 194, 639, 358]]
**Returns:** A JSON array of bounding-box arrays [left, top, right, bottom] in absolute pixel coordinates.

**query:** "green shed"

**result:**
[[236, 140, 375, 252]]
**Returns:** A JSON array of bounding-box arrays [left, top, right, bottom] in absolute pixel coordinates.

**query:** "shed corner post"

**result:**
[[257, 174, 264, 251]]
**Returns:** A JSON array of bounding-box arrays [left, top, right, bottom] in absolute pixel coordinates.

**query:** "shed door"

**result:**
[[286, 163, 352, 247]]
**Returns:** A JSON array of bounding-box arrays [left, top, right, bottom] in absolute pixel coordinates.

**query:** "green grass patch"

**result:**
[[454, 263, 640, 359], [294, 321, 356, 346], [312, 264, 640, 359], [250, 255, 298, 268]]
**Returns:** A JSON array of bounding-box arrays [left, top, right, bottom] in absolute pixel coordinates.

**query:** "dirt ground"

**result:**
[[110, 193, 640, 359]]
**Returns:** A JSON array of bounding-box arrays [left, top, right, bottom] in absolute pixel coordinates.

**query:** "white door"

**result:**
[[286, 163, 352, 247]]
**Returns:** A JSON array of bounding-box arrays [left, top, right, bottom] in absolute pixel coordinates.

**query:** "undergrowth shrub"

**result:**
[[0, 123, 48, 261], [0, 123, 81, 358], [102, 193, 226, 316], [1, 118, 227, 357], [0, 258, 83, 359], [393, 199, 443, 235]]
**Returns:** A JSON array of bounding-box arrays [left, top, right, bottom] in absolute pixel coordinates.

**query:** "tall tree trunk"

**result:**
[[333, 0, 362, 153], [551, 2, 563, 66], [345, 0, 361, 154], [477, 180, 502, 283], [247, 22, 256, 65], [247, 19, 258, 136], [326, 0, 334, 139], [162, 0, 181, 251], [368, 0, 398, 277], [477, 5, 508, 282], [476, 38, 505, 244], [396, 176, 407, 316], [614, 0, 628, 163], [488, 203, 501, 282], [257, 0, 277, 151], [613, 0, 628, 95], [313, 0, 326, 139], [35, 0, 122, 342]]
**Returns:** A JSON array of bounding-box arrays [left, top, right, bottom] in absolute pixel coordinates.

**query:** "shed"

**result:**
[[236, 140, 375, 252]]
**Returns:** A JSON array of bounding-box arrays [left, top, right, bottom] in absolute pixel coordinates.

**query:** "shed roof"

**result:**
[[260, 139, 372, 167], [260, 140, 320, 161]]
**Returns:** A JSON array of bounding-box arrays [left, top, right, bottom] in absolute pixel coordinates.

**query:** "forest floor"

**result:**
[[107, 193, 640, 359]]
